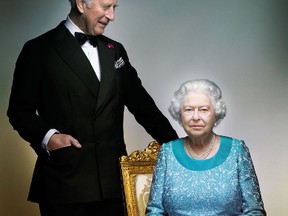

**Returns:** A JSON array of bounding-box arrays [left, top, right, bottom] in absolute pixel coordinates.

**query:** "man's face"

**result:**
[[78, 0, 118, 35]]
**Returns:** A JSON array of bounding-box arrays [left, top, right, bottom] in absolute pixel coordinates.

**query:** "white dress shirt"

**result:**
[[64, 16, 101, 80]]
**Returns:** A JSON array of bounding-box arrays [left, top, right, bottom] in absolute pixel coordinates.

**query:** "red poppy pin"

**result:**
[[107, 43, 114, 49]]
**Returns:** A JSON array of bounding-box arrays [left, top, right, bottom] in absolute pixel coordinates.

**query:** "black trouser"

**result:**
[[39, 198, 125, 216]]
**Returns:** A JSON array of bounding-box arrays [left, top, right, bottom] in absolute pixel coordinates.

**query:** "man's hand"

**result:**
[[47, 133, 82, 151]]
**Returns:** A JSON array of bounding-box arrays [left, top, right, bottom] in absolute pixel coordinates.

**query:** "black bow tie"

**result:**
[[75, 32, 98, 47]]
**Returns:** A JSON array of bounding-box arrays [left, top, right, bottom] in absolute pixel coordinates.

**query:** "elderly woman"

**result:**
[[146, 79, 266, 215]]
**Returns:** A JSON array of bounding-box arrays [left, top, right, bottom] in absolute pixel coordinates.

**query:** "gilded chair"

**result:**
[[120, 141, 161, 216]]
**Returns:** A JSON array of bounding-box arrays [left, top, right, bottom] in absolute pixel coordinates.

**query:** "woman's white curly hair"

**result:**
[[168, 79, 227, 127]]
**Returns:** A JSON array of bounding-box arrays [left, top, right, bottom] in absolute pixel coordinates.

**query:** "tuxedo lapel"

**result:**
[[52, 23, 100, 98], [94, 39, 116, 113]]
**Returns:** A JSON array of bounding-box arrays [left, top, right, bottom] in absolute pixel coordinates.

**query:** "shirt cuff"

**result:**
[[41, 129, 60, 149]]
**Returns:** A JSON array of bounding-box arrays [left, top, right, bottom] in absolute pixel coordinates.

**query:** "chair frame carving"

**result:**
[[120, 141, 161, 216]]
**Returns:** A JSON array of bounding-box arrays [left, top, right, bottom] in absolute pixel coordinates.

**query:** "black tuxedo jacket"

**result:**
[[7, 22, 178, 204]]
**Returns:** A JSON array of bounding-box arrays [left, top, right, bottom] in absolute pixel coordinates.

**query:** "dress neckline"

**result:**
[[172, 136, 232, 171]]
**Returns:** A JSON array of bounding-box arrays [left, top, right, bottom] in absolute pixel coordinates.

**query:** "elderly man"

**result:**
[[7, 0, 178, 215]]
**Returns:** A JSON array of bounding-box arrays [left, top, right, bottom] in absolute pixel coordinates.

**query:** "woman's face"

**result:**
[[180, 91, 216, 139]]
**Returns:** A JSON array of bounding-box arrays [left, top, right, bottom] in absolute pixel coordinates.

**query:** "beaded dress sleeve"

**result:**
[[238, 141, 266, 215], [145, 143, 168, 215]]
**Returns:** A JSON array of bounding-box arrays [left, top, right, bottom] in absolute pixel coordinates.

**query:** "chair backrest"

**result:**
[[120, 141, 161, 216]]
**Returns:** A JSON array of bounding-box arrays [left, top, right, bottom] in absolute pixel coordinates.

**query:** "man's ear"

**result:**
[[76, 0, 86, 13]]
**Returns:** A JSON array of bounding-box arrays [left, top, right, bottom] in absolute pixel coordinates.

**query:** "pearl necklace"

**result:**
[[185, 134, 215, 160]]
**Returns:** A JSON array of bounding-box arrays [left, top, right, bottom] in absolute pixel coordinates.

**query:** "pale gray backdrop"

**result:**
[[1, 0, 287, 215]]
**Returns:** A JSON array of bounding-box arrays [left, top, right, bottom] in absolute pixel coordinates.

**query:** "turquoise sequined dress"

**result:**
[[146, 136, 266, 216]]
